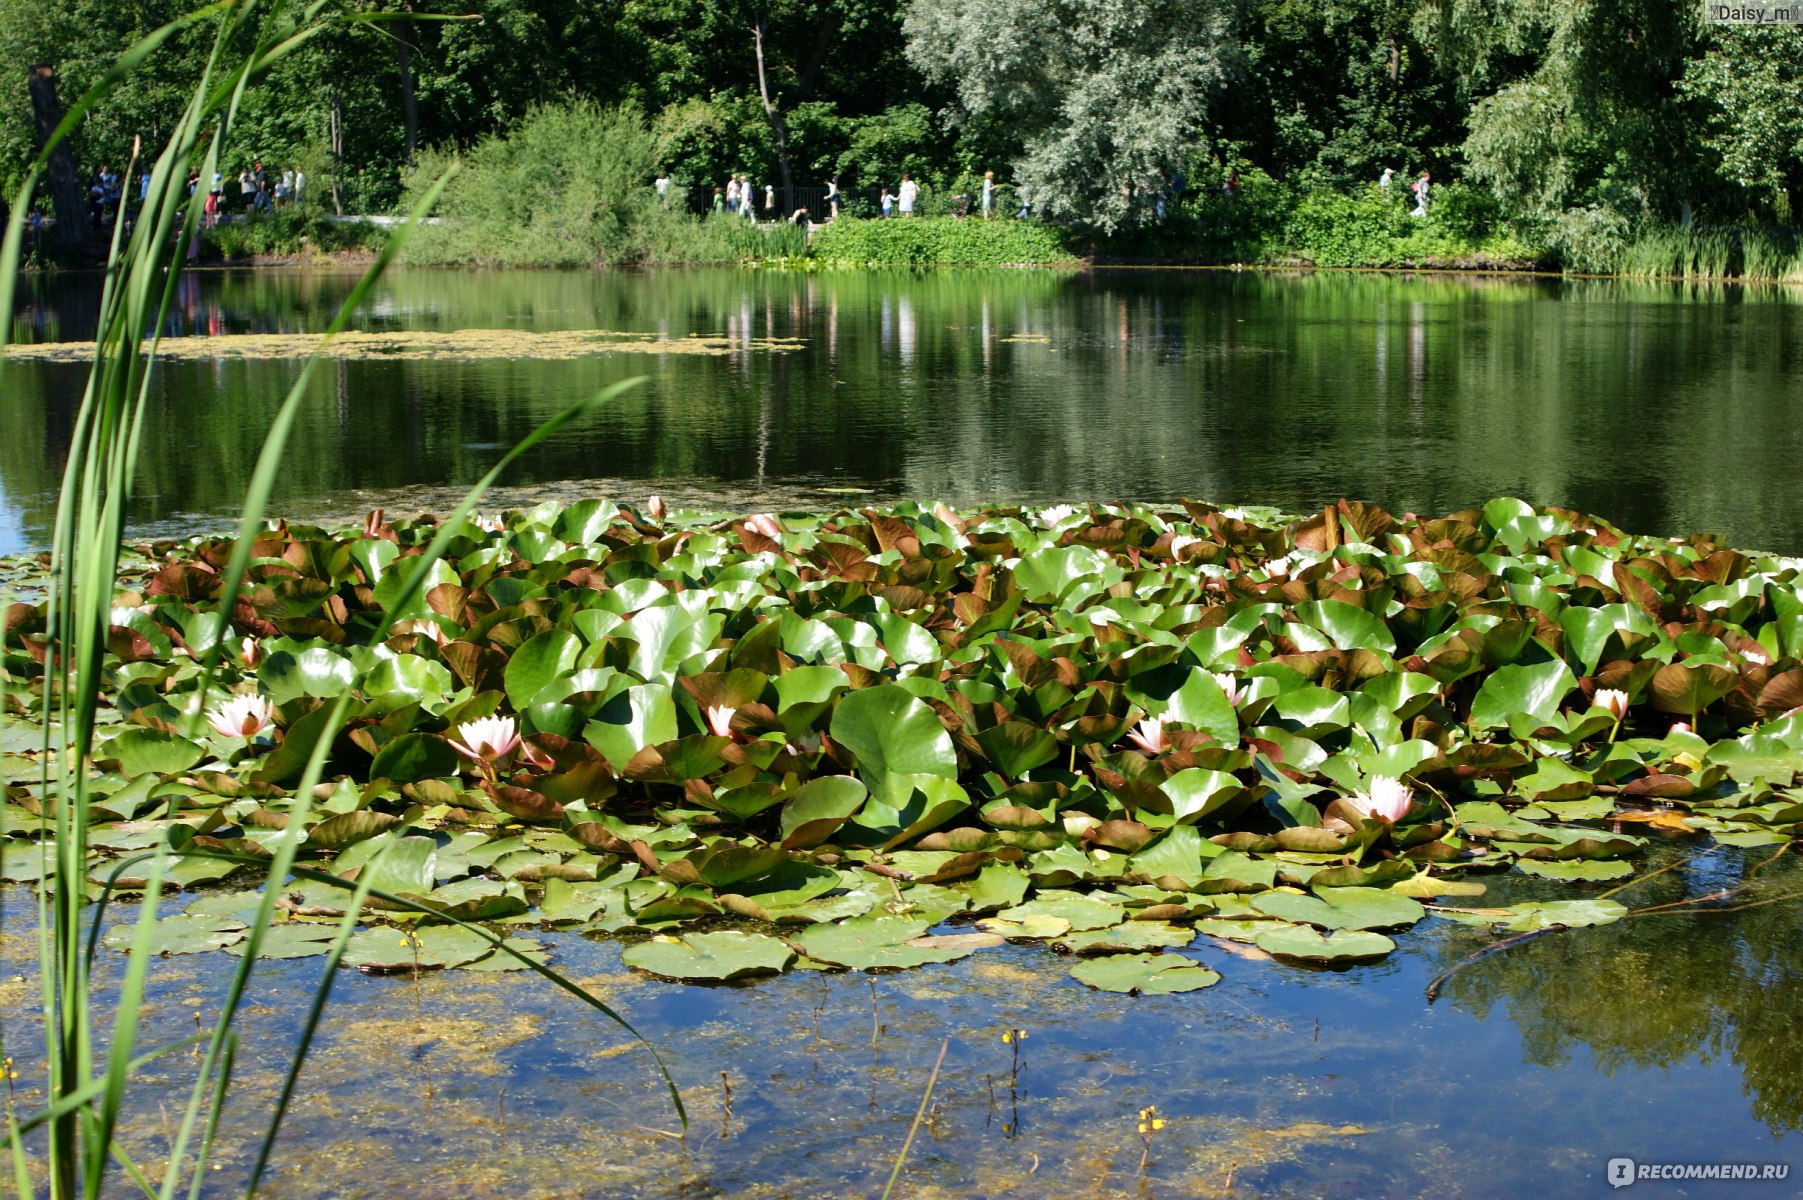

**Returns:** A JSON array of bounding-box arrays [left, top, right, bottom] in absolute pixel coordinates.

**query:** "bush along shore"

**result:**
[[195, 202, 1803, 279], [8, 497, 1801, 987]]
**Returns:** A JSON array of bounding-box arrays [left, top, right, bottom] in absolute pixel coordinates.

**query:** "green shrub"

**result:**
[[1280, 188, 1413, 266], [645, 211, 808, 264], [402, 102, 663, 267], [809, 216, 1073, 266], [202, 210, 389, 259]]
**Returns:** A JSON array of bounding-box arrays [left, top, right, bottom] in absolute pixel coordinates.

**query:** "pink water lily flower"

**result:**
[[646, 495, 667, 522], [1345, 776, 1413, 824], [240, 636, 261, 669], [208, 694, 273, 739], [448, 716, 521, 765], [705, 705, 737, 739], [745, 513, 784, 540], [1126, 716, 1167, 755], [1595, 688, 1629, 721], [1210, 671, 1246, 707]]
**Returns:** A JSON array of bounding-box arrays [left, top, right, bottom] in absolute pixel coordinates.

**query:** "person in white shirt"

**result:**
[[1379, 167, 1393, 197], [898, 173, 918, 217], [981, 170, 994, 219], [725, 177, 740, 213], [655, 170, 670, 204]]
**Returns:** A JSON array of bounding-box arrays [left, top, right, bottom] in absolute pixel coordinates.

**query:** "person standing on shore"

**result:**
[[826, 177, 840, 220], [1379, 167, 1393, 197], [898, 172, 918, 217], [655, 169, 669, 204], [981, 170, 994, 219], [880, 187, 893, 218], [1410, 170, 1430, 217]]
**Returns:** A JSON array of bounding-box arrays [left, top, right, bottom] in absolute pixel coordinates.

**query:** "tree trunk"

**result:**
[[26, 65, 89, 255], [330, 81, 345, 214], [393, 20, 419, 167], [752, 19, 796, 216], [796, 15, 838, 102]]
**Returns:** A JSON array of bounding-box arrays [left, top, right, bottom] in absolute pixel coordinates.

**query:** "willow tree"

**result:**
[[903, 0, 1240, 232]]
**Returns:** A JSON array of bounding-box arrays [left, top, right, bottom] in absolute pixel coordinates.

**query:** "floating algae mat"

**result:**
[[0, 327, 806, 363], [4, 497, 1802, 992]]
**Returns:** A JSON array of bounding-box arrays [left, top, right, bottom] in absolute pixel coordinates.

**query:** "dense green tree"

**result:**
[[1412, 0, 1707, 225], [1217, 0, 1461, 190], [904, 0, 1242, 231], [1680, 25, 1803, 221]]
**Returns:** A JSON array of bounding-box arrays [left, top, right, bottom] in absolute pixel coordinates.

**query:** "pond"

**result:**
[[3, 267, 1802, 555], [5, 265, 1803, 1198]]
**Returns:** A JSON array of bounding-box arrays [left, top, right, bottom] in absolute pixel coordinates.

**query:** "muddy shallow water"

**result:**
[[4, 843, 1798, 1199]]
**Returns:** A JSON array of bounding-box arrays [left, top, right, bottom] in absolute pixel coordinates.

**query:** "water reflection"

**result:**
[[5, 268, 1803, 555], [3, 849, 1798, 1199], [1434, 847, 1803, 1135]]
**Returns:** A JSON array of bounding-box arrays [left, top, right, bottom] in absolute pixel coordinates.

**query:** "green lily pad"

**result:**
[[1250, 886, 1425, 931], [1059, 921, 1195, 954], [1253, 926, 1396, 962], [995, 891, 1125, 932], [103, 914, 246, 956], [1513, 858, 1634, 881], [795, 914, 988, 970], [623, 930, 796, 981], [1069, 952, 1220, 994]]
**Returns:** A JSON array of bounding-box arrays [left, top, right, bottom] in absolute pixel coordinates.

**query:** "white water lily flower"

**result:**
[[472, 513, 505, 533], [1345, 776, 1413, 824], [109, 605, 147, 627], [1210, 672, 1247, 707], [1265, 558, 1290, 579], [1170, 535, 1200, 559], [448, 715, 521, 764], [240, 636, 261, 668], [1037, 504, 1078, 528], [208, 694, 273, 739], [1595, 688, 1629, 721], [745, 513, 784, 539], [704, 705, 737, 738], [646, 495, 667, 522], [1126, 716, 1167, 756]]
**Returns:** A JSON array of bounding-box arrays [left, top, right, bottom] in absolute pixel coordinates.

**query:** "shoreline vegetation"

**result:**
[[178, 205, 1801, 283]]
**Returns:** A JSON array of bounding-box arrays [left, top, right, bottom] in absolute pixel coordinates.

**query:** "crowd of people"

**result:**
[[23, 160, 309, 245]]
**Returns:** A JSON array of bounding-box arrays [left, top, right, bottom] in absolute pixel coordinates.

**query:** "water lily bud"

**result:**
[[1595, 688, 1629, 721], [704, 704, 737, 739], [1126, 716, 1167, 755], [240, 636, 261, 669], [647, 495, 666, 522], [1209, 671, 1246, 707], [745, 512, 784, 540]]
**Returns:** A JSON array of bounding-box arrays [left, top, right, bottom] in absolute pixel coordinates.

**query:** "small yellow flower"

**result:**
[[1002, 1027, 1027, 1044]]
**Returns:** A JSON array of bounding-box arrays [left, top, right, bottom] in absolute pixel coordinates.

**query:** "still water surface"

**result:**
[[3, 845, 1797, 1199], [5, 267, 1803, 1196], [3, 266, 1801, 554]]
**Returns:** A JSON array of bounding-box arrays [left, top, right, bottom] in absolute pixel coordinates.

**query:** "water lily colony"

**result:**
[[14, 497, 1803, 987]]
